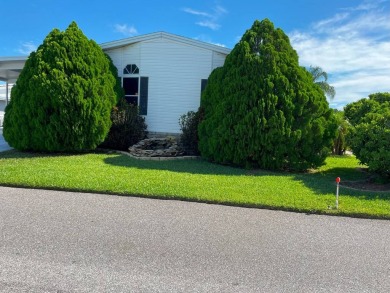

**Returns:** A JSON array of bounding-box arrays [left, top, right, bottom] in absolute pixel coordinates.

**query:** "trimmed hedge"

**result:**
[[199, 19, 336, 171], [3, 22, 117, 152], [100, 99, 147, 151]]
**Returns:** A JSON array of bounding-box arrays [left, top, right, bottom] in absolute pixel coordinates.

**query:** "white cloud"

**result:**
[[289, 0, 390, 108], [18, 41, 37, 55], [313, 12, 350, 32], [114, 24, 138, 37], [182, 8, 211, 18], [345, 0, 387, 11], [214, 5, 228, 15], [194, 35, 226, 47], [212, 42, 226, 48], [196, 20, 220, 30], [183, 4, 227, 31]]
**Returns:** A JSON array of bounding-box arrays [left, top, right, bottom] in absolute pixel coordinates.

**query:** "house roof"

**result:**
[[0, 32, 231, 83], [100, 31, 231, 55], [0, 56, 28, 82]]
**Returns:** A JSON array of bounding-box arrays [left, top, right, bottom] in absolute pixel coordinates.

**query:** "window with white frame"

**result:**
[[122, 64, 148, 115]]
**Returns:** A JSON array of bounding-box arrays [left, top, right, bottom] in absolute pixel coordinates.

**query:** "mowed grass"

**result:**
[[0, 150, 389, 219]]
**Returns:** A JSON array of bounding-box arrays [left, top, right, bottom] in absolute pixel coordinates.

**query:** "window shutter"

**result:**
[[139, 77, 149, 115], [201, 79, 208, 94]]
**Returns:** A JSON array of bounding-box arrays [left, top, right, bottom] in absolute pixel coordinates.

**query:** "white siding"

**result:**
[[106, 37, 227, 134], [105, 45, 142, 77], [140, 38, 213, 133], [0, 102, 5, 127], [122, 44, 141, 75], [0, 84, 12, 118], [212, 51, 226, 69], [104, 48, 122, 74]]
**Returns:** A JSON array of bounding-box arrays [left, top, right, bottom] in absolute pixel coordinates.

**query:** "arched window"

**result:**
[[122, 63, 148, 115], [123, 64, 139, 74]]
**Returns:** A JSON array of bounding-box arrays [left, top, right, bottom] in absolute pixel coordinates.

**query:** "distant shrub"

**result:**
[[179, 110, 201, 155], [348, 112, 390, 178], [345, 93, 390, 178], [100, 99, 147, 151]]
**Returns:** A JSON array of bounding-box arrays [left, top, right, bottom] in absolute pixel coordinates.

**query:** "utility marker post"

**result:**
[[335, 177, 341, 209]]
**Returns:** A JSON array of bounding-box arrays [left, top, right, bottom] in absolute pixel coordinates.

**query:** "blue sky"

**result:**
[[1, 0, 389, 108]]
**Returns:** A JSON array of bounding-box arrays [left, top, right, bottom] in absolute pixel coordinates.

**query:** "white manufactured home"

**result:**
[[0, 56, 25, 127], [0, 85, 7, 112], [101, 32, 230, 134], [0, 32, 231, 134], [0, 84, 15, 127]]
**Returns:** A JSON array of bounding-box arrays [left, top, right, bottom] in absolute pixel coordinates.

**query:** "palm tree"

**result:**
[[332, 110, 350, 155], [308, 66, 336, 100]]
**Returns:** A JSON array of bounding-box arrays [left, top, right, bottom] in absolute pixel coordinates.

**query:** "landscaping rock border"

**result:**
[[125, 137, 199, 161]]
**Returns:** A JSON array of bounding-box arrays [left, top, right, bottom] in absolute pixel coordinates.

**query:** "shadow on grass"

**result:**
[[103, 154, 255, 176], [104, 154, 390, 200], [0, 149, 253, 176], [292, 167, 390, 200], [0, 149, 100, 159], [0, 149, 47, 159]]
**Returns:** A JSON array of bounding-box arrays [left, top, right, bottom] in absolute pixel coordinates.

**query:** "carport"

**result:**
[[0, 56, 27, 105]]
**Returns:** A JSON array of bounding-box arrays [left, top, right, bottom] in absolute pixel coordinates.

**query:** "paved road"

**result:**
[[0, 187, 389, 292]]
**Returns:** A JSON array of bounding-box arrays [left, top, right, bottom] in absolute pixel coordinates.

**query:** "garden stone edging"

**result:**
[[120, 151, 199, 161]]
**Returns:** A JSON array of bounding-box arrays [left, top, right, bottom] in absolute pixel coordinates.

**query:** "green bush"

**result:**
[[349, 113, 390, 178], [106, 53, 124, 104], [3, 22, 116, 152], [345, 93, 390, 178], [179, 110, 201, 155], [344, 92, 390, 125], [198, 19, 336, 171], [100, 99, 147, 151]]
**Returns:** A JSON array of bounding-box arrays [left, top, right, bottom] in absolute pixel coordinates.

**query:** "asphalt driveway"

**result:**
[[0, 186, 389, 292]]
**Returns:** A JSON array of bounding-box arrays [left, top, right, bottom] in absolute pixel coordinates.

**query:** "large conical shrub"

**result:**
[[3, 22, 117, 152], [199, 19, 336, 170]]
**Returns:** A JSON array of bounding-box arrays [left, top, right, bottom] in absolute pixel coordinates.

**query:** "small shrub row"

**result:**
[[179, 110, 201, 155], [100, 99, 147, 151]]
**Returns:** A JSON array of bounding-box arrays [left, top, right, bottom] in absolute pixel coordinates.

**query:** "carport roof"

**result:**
[[0, 56, 28, 83]]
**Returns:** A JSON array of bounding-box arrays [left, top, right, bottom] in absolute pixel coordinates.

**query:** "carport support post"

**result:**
[[5, 81, 9, 105]]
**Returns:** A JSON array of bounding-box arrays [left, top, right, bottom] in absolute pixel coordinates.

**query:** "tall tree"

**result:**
[[199, 19, 337, 171], [3, 22, 117, 152], [308, 66, 336, 100]]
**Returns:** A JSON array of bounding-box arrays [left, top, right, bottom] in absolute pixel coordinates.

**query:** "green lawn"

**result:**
[[0, 150, 389, 219]]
